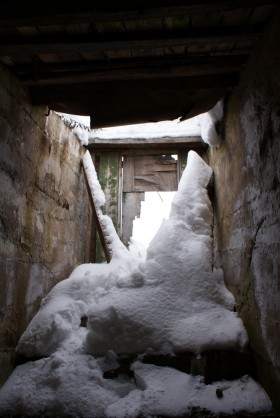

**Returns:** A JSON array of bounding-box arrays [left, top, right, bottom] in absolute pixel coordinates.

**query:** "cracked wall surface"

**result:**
[[0, 65, 92, 386], [208, 10, 280, 412]]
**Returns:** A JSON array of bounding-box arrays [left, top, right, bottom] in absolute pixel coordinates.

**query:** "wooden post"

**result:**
[[82, 154, 111, 263]]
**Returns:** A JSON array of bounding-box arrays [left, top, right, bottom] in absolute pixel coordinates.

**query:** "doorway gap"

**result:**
[[131, 190, 176, 257]]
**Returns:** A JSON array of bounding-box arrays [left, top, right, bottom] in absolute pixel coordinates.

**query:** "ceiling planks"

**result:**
[[0, 1, 277, 26], [0, 1, 278, 127]]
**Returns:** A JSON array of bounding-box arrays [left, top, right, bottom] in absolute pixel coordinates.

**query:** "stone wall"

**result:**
[[208, 11, 280, 412], [0, 65, 92, 385]]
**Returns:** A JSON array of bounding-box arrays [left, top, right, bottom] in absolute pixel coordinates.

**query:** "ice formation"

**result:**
[[0, 151, 272, 417]]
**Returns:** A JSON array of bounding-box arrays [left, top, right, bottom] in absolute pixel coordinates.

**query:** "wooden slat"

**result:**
[[29, 74, 238, 104], [14, 54, 248, 73], [123, 157, 135, 193], [18, 62, 245, 86], [123, 155, 178, 192], [0, 1, 277, 27], [0, 31, 259, 56], [13, 54, 247, 85], [89, 136, 203, 146], [95, 146, 207, 156]]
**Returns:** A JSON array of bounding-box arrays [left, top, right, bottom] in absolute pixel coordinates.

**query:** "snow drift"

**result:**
[[17, 151, 247, 358], [85, 151, 247, 356], [0, 151, 272, 417]]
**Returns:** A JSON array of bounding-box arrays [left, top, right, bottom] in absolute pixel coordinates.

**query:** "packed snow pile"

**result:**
[[0, 151, 272, 417], [0, 354, 272, 418], [84, 151, 247, 356], [17, 151, 247, 358]]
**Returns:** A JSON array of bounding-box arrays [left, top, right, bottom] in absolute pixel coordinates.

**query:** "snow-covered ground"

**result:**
[[0, 152, 272, 417]]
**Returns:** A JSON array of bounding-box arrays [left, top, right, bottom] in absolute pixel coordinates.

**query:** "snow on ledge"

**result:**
[[56, 101, 224, 148]]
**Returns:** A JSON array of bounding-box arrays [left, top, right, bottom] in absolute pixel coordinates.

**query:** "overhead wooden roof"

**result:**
[[0, 1, 278, 128]]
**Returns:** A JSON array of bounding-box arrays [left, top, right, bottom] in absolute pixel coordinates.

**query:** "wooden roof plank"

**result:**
[[12, 54, 249, 75], [93, 146, 207, 155], [0, 31, 259, 56], [27, 76, 233, 127], [19, 62, 244, 85], [0, 1, 277, 27], [28, 74, 238, 105], [88, 136, 204, 147], [0, 1, 275, 128]]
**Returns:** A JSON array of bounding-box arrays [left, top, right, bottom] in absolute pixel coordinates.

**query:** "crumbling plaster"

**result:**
[[0, 65, 92, 385], [208, 10, 280, 411]]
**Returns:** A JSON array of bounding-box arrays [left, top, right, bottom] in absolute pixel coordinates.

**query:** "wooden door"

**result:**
[[122, 154, 178, 245], [123, 155, 178, 192]]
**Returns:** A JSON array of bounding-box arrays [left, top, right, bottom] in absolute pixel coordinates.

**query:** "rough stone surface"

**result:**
[[208, 11, 280, 413], [0, 64, 92, 386]]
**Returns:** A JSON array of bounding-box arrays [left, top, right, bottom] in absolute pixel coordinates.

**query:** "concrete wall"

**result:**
[[208, 11, 280, 411], [0, 65, 92, 385]]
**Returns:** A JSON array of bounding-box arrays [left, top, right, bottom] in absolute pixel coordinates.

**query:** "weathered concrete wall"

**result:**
[[208, 11, 280, 412], [0, 65, 92, 385]]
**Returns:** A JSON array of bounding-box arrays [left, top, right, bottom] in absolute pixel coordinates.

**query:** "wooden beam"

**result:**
[[28, 77, 230, 127], [88, 138, 208, 157], [90, 145, 207, 155], [83, 168, 111, 263], [83, 154, 112, 263], [0, 1, 277, 27], [29, 74, 238, 106], [93, 146, 207, 155], [18, 58, 246, 86], [88, 136, 204, 149], [0, 31, 259, 56], [14, 54, 248, 76], [20, 64, 243, 85]]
